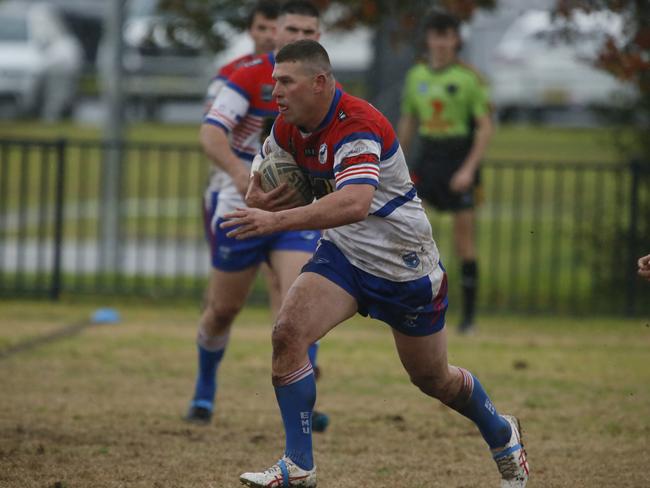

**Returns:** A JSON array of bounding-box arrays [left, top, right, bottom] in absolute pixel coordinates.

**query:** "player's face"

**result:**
[[426, 28, 460, 66], [249, 13, 277, 54], [275, 13, 320, 50], [272, 61, 316, 127]]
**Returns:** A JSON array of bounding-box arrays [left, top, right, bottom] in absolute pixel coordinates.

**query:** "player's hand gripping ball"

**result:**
[[253, 149, 314, 206]]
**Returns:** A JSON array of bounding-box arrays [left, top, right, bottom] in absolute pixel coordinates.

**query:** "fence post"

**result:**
[[626, 159, 640, 316], [51, 138, 66, 300]]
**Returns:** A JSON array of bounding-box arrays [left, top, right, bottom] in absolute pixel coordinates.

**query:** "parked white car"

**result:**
[[0, 1, 83, 119], [490, 9, 632, 121]]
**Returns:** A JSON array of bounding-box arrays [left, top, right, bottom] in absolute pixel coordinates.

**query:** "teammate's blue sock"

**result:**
[[191, 331, 228, 410], [451, 368, 512, 449], [307, 342, 319, 369], [274, 362, 316, 470]]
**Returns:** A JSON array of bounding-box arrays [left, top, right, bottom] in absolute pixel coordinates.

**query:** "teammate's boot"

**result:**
[[312, 410, 330, 433], [183, 403, 212, 425], [491, 415, 529, 487], [240, 456, 317, 487]]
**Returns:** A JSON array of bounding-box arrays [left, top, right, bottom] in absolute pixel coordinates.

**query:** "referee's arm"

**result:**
[[464, 113, 492, 173], [450, 113, 492, 193]]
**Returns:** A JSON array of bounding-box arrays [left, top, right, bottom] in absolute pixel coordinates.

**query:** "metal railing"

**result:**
[[0, 138, 648, 315]]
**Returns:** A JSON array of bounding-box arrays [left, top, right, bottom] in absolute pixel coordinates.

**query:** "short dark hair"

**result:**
[[424, 10, 460, 33], [279, 0, 319, 19], [247, 1, 280, 29], [276, 39, 331, 74]]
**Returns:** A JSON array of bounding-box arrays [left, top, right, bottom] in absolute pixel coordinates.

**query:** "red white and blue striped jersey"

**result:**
[[204, 52, 278, 216], [204, 53, 258, 114], [203, 53, 258, 208], [264, 88, 440, 280]]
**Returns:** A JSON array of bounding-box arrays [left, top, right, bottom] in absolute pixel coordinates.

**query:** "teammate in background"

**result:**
[[397, 10, 493, 334], [638, 254, 650, 281], [201, 1, 284, 331], [203, 1, 278, 113], [224, 39, 528, 488], [185, 1, 330, 431]]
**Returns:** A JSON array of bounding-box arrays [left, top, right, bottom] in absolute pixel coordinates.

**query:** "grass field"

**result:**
[[1, 301, 649, 487]]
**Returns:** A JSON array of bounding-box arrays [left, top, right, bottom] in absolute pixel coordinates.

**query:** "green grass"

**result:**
[[486, 125, 626, 163], [1, 301, 649, 487]]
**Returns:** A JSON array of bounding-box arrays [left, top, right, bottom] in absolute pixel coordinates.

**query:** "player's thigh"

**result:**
[[268, 249, 314, 298], [391, 326, 450, 380], [276, 271, 358, 346], [206, 266, 259, 312]]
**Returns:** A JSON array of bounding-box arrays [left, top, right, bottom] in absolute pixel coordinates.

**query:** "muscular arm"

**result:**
[[222, 184, 375, 239], [397, 114, 418, 157], [199, 124, 250, 196]]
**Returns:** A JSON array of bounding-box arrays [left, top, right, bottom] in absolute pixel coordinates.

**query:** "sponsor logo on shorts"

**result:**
[[218, 246, 232, 261], [402, 251, 420, 268], [300, 231, 319, 240], [402, 313, 419, 328]]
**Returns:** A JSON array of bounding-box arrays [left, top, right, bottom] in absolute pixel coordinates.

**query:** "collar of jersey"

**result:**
[[268, 51, 275, 66], [298, 87, 342, 135], [427, 60, 457, 74]]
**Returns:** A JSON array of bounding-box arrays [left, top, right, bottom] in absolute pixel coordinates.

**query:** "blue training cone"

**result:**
[[312, 411, 330, 433], [91, 308, 121, 324]]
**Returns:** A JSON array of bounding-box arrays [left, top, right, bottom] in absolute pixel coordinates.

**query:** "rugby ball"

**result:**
[[255, 150, 314, 205]]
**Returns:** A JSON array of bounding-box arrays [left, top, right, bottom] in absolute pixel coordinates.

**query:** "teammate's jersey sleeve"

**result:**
[[331, 120, 381, 190], [204, 59, 263, 133], [204, 54, 256, 116], [204, 81, 250, 134]]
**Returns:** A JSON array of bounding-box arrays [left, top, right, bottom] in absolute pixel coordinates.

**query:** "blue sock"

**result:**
[[453, 369, 512, 449], [307, 342, 319, 369], [191, 344, 225, 410], [274, 362, 316, 470]]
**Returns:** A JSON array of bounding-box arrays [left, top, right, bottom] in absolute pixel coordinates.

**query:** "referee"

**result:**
[[398, 10, 493, 334]]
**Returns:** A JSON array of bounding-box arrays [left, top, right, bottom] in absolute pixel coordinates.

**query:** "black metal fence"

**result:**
[[1, 138, 648, 315]]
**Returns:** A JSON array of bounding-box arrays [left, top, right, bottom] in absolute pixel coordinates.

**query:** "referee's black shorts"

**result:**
[[412, 136, 482, 212]]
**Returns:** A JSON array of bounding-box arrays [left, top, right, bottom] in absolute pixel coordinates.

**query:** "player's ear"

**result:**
[[313, 73, 327, 93]]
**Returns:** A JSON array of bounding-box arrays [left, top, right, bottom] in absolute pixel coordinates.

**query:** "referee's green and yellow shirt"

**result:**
[[401, 62, 490, 139]]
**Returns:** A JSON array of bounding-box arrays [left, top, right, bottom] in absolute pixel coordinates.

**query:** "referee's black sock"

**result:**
[[460, 260, 478, 327]]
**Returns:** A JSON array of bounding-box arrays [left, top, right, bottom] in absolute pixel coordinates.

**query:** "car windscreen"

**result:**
[[0, 15, 28, 42]]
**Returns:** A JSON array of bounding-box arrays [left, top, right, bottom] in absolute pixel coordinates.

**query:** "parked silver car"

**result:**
[[0, 1, 83, 119], [490, 9, 632, 121]]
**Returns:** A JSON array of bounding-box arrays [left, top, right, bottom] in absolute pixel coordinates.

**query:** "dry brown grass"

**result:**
[[1, 301, 649, 487]]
